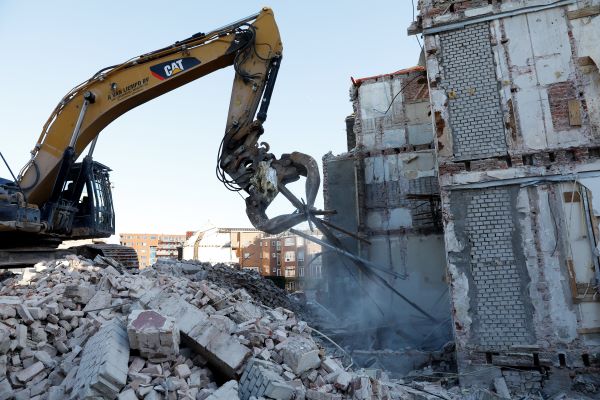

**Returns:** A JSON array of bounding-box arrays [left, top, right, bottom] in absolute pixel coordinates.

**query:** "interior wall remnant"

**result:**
[[321, 153, 360, 317], [570, 9, 600, 133], [321, 67, 452, 358], [415, 0, 600, 395]]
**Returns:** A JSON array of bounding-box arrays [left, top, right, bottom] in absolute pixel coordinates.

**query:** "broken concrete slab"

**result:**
[[82, 290, 112, 312], [117, 388, 138, 400], [175, 363, 191, 379], [281, 335, 321, 375], [141, 290, 208, 336], [71, 320, 129, 399], [186, 318, 251, 380]]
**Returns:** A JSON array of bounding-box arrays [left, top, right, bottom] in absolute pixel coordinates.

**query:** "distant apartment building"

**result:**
[[256, 232, 322, 292], [182, 225, 321, 291], [183, 227, 262, 266], [119, 233, 186, 268]]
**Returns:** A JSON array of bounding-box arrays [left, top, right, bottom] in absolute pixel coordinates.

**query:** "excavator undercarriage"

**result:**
[[0, 161, 138, 268]]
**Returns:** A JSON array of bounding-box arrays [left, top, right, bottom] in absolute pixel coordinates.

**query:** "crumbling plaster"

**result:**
[[438, 160, 600, 188], [447, 186, 536, 350], [424, 0, 600, 164], [518, 186, 579, 344], [570, 11, 600, 133], [354, 75, 432, 151]]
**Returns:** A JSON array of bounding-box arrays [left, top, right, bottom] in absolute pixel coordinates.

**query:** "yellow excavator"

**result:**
[[0, 8, 323, 267]]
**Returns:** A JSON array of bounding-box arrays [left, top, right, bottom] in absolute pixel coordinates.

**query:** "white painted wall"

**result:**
[[182, 227, 238, 264]]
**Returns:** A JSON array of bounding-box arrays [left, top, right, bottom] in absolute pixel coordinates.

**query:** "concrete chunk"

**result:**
[[65, 284, 96, 304], [321, 357, 341, 374], [27, 307, 46, 320], [206, 380, 238, 400], [34, 351, 56, 368], [281, 336, 321, 375], [82, 290, 112, 312], [15, 305, 34, 324], [186, 319, 251, 379], [0, 325, 9, 355], [128, 356, 145, 373], [143, 291, 208, 336], [127, 310, 179, 361], [47, 386, 65, 400], [0, 379, 10, 400], [0, 296, 20, 305], [15, 361, 44, 383], [494, 377, 511, 399], [0, 306, 15, 320], [118, 388, 138, 400], [334, 371, 352, 391]]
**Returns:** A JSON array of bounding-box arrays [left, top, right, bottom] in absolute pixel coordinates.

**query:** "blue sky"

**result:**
[[0, 1, 421, 234]]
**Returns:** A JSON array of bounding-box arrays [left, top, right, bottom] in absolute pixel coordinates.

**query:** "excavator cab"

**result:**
[[68, 160, 115, 238], [46, 158, 115, 238], [0, 161, 137, 267]]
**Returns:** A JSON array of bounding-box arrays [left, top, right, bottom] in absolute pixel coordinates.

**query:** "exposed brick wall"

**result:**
[[408, 175, 440, 196], [547, 81, 578, 131], [440, 23, 507, 160], [364, 176, 441, 229], [403, 73, 430, 102], [502, 370, 543, 394], [455, 187, 535, 350]]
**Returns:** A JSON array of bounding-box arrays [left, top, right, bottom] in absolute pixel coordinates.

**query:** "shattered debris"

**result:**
[[0, 256, 465, 399]]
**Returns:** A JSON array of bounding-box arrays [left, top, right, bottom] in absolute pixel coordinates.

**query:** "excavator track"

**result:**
[[0, 247, 73, 268], [73, 243, 139, 269], [0, 243, 139, 269]]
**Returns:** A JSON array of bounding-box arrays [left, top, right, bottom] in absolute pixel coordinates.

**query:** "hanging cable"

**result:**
[[411, 0, 425, 53], [215, 25, 267, 193], [373, 74, 422, 115]]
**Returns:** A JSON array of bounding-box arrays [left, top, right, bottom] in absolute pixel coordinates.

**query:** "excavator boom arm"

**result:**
[[16, 8, 320, 235]]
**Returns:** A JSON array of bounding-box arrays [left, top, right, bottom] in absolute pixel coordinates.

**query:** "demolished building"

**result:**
[[0, 255, 465, 400], [322, 66, 453, 368], [412, 0, 600, 393], [322, 0, 600, 396], [183, 227, 262, 265]]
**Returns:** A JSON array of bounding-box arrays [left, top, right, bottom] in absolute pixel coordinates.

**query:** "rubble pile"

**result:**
[[0, 256, 463, 400], [157, 260, 304, 317]]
